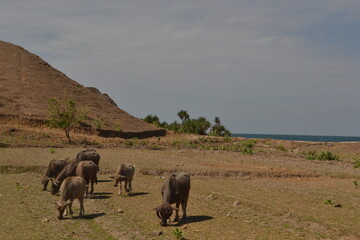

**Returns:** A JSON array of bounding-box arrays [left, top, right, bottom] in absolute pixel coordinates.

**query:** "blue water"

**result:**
[[232, 133, 360, 142]]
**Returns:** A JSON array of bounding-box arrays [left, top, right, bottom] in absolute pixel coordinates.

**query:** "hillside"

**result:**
[[0, 40, 165, 138]]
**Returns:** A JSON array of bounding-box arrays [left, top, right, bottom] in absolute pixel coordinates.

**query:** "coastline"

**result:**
[[232, 133, 360, 142]]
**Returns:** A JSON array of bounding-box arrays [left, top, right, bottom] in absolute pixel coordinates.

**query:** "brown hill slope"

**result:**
[[0, 40, 165, 138]]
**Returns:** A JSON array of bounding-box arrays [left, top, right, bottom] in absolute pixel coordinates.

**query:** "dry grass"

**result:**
[[1, 143, 360, 239], [2, 125, 360, 239]]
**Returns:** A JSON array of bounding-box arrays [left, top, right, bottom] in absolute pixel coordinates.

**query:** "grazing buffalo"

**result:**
[[41, 159, 67, 191], [154, 172, 190, 226], [76, 148, 100, 171], [51, 160, 81, 195], [55, 176, 86, 220], [113, 164, 135, 195], [76, 161, 98, 197]]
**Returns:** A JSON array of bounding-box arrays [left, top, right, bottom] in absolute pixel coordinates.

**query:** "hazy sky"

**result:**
[[2, 0, 360, 136]]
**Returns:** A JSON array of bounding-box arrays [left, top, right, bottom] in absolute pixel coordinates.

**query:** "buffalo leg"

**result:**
[[118, 182, 123, 195], [42, 179, 49, 191], [128, 180, 132, 193], [90, 180, 94, 195], [79, 197, 85, 217], [125, 181, 129, 193], [68, 202, 74, 216], [174, 202, 180, 222], [85, 184, 89, 198], [181, 199, 188, 219]]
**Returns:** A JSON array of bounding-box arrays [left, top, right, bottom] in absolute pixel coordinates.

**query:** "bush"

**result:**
[[180, 117, 211, 135], [276, 145, 287, 152], [49, 148, 55, 154], [352, 156, 360, 168], [305, 150, 340, 161], [114, 122, 122, 132], [317, 151, 340, 161], [94, 118, 105, 129], [305, 150, 317, 160]]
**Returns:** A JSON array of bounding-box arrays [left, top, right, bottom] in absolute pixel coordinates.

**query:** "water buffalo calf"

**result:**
[[113, 164, 135, 195], [55, 176, 86, 220]]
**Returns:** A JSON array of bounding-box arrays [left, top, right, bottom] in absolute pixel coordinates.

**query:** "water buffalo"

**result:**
[[76, 161, 97, 197], [113, 164, 135, 195], [55, 176, 86, 220], [51, 159, 81, 195], [76, 148, 100, 171], [41, 159, 67, 191], [154, 172, 190, 226]]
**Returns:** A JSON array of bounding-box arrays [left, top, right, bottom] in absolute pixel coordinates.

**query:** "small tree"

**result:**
[[209, 116, 231, 137], [47, 98, 86, 143]]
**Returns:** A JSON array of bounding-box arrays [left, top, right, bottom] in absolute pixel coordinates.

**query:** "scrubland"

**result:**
[[1, 125, 360, 239]]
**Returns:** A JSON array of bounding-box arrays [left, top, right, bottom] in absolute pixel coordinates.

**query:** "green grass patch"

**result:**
[[0, 165, 44, 174]]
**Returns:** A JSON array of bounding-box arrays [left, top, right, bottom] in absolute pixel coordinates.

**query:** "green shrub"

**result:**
[[172, 228, 185, 240], [305, 150, 317, 160], [352, 157, 360, 168], [49, 148, 55, 154], [124, 140, 136, 147], [94, 118, 105, 129], [276, 145, 287, 152], [305, 150, 340, 161], [241, 140, 257, 149], [223, 136, 232, 142], [317, 151, 340, 161], [241, 147, 253, 155], [114, 122, 122, 132]]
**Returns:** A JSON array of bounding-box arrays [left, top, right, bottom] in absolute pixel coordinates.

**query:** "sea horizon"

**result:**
[[231, 133, 360, 142]]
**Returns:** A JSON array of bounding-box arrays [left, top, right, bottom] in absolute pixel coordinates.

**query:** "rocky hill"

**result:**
[[0, 40, 165, 138]]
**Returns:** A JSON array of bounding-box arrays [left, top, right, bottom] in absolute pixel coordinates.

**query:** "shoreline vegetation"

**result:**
[[143, 110, 231, 137]]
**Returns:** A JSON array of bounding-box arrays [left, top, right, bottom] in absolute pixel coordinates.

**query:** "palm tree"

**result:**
[[177, 110, 190, 123]]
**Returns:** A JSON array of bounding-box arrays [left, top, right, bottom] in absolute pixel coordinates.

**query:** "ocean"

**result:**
[[231, 133, 360, 142]]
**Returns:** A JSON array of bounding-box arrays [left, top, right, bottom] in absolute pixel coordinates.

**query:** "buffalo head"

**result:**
[[51, 181, 61, 195], [55, 202, 70, 220], [113, 174, 126, 187], [154, 203, 179, 226]]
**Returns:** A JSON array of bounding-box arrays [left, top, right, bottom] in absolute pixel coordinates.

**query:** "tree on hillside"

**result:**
[[47, 98, 87, 143]]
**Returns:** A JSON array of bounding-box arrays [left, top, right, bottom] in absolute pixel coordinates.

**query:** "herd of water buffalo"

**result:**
[[41, 148, 190, 226]]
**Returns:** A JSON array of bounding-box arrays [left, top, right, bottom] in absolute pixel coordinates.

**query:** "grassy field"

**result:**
[[1, 143, 360, 240]]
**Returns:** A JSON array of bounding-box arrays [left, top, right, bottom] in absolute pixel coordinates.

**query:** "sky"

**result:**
[[1, 0, 360, 136]]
